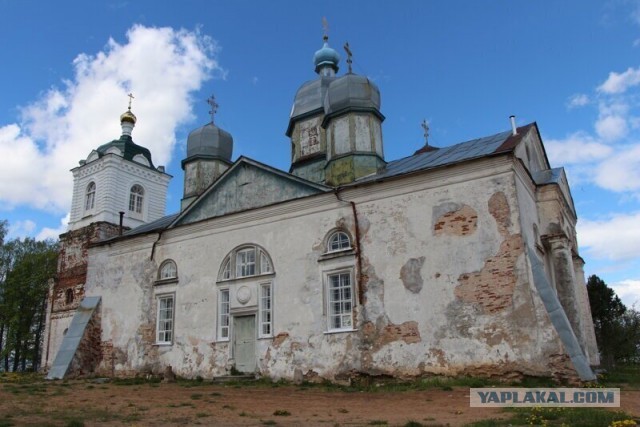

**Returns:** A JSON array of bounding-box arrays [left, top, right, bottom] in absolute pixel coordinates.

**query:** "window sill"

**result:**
[[324, 328, 358, 335], [154, 278, 178, 286], [217, 272, 275, 284], [318, 249, 356, 262], [154, 342, 173, 347]]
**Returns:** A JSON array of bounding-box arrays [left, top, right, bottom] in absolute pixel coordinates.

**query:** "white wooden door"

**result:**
[[233, 315, 256, 373]]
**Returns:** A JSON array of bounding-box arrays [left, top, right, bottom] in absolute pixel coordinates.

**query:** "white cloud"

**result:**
[[594, 145, 640, 191], [595, 114, 628, 141], [598, 67, 640, 94], [7, 219, 36, 239], [37, 213, 70, 241], [544, 132, 612, 165], [567, 93, 590, 109], [612, 279, 640, 308], [0, 24, 222, 214], [578, 212, 640, 261]]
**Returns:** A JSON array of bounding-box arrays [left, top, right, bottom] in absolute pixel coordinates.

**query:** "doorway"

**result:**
[[233, 315, 256, 373]]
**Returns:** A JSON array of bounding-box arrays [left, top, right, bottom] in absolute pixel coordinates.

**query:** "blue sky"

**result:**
[[1, 1, 639, 306]]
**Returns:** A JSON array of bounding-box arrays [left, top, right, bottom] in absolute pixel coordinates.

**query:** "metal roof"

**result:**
[[355, 125, 530, 184], [532, 168, 563, 185], [122, 213, 180, 237]]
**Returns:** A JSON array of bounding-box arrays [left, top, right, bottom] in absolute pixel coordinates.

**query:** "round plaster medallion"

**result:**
[[236, 286, 251, 304]]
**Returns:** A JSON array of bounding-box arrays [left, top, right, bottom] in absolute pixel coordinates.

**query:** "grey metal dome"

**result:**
[[323, 74, 382, 120], [286, 76, 336, 136], [183, 123, 233, 164]]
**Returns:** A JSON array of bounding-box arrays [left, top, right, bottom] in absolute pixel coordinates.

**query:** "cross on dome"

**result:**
[[207, 95, 219, 124]]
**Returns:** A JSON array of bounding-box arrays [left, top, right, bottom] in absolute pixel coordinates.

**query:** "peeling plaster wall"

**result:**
[[352, 169, 572, 380], [42, 222, 121, 372], [83, 159, 580, 381]]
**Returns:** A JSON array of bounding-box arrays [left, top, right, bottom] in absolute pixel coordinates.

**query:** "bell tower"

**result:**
[[42, 97, 171, 373]]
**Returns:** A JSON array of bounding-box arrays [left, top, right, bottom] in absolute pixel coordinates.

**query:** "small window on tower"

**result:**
[[65, 288, 74, 304], [129, 184, 144, 215], [85, 182, 96, 212]]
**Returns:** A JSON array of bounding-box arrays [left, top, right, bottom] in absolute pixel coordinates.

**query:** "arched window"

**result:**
[[129, 184, 144, 214], [327, 230, 351, 252], [158, 260, 178, 281], [65, 288, 74, 304], [218, 245, 274, 281], [85, 182, 96, 211], [216, 245, 275, 341]]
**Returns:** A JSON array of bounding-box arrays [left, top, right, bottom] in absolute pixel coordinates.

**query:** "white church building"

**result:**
[[42, 35, 599, 383]]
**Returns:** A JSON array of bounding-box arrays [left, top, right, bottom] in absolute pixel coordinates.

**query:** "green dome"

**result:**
[[96, 135, 155, 168]]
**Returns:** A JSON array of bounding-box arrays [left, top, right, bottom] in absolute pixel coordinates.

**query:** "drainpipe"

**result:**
[[118, 211, 125, 236], [334, 188, 364, 305], [150, 231, 163, 261]]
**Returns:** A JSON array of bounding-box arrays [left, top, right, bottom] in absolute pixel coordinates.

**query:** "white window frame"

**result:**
[[218, 245, 274, 282], [85, 182, 96, 212], [327, 231, 352, 253], [156, 294, 175, 345], [129, 184, 144, 216], [158, 259, 178, 281], [324, 268, 355, 332], [218, 288, 230, 341], [258, 282, 273, 338], [236, 247, 256, 278]]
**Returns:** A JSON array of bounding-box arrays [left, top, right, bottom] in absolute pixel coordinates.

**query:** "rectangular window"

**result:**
[[259, 283, 272, 337], [327, 271, 353, 331], [156, 295, 174, 344], [129, 193, 143, 213], [236, 248, 256, 277], [218, 289, 230, 340]]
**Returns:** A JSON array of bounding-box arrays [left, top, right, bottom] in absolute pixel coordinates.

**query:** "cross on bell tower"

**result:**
[[207, 95, 219, 125]]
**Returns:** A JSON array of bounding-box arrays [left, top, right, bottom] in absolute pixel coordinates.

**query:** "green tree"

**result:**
[[587, 274, 640, 367], [0, 222, 58, 372]]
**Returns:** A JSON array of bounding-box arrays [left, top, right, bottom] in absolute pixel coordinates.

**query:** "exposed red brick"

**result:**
[[433, 205, 478, 236]]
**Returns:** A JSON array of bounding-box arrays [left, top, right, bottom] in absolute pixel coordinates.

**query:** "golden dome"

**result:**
[[120, 109, 137, 124]]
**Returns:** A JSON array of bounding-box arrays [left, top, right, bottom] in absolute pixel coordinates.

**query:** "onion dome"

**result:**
[[95, 107, 154, 168], [182, 123, 233, 168], [314, 36, 340, 75], [322, 74, 383, 123], [120, 109, 137, 125]]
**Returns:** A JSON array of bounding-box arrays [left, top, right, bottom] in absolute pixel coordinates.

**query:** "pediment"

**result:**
[[174, 157, 330, 226]]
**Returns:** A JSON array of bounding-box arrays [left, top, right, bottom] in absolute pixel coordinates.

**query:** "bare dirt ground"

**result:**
[[0, 379, 638, 426]]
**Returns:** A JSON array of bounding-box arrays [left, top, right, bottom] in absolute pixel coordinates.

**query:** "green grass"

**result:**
[[599, 363, 640, 388], [368, 421, 388, 425], [465, 407, 637, 426], [273, 409, 291, 416]]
